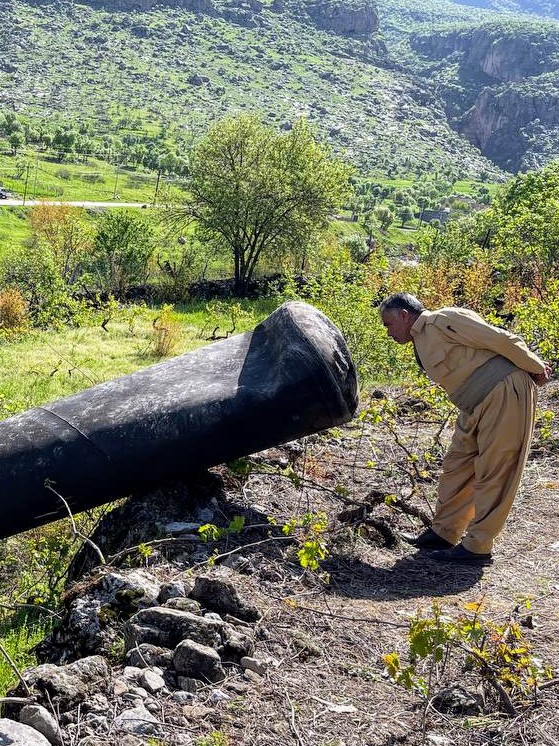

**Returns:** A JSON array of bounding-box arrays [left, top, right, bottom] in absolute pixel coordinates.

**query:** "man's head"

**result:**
[[379, 293, 424, 344]]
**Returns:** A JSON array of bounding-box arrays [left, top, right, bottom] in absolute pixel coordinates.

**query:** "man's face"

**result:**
[[381, 308, 414, 344]]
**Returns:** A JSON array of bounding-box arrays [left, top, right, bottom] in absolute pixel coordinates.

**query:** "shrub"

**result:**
[[0, 244, 86, 328], [156, 239, 209, 303], [512, 283, 559, 365], [0, 288, 28, 329], [82, 173, 106, 184], [295, 254, 415, 385], [149, 304, 183, 357], [90, 210, 155, 297]]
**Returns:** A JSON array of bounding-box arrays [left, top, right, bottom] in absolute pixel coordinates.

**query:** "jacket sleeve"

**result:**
[[433, 309, 546, 374]]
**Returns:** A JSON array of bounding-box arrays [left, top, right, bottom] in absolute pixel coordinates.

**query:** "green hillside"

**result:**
[[0, 0, 504, 181], [0, 0, 557, 179]]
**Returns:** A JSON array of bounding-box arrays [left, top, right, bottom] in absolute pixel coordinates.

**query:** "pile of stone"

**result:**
[[2, 568, 272, 746]]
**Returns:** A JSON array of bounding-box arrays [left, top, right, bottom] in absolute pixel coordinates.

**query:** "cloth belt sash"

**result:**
[[448, 355, 518, 415]]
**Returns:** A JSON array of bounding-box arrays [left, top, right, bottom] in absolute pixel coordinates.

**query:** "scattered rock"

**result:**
[[173, 640, 226, 683], [126, 643, 174, 669], [240, 655, 267, 676], [188, 73, 209, 86], [19, 704, 62, 745], [219, 626, 255, 661], [124, 608, 223, 651], [431, 684, 484, 715], [209, 688, 231, 703], [140, 669, 166, 694], [114, 704, 161, 736], [164, 597, 202, 613], [11, 656, 111, 710], [158, 580, 188, 603], [0, 719, 51, 745], [190, 574, 261, 622]]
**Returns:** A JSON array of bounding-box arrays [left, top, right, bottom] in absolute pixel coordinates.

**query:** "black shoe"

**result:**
[[400, 528, 454, 550], [429, 543, 493, 565]]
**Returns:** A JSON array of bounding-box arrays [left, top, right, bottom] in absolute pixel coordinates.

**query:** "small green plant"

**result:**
[[536, 408, 556, 444], [195, 731, 230, 746], [202, 300, 255, 340], [361, 381, 453, 523], [384, 601, 554, 715], [137, 542, 154, 565], [282, 511, 329, 571], [198, 516, 246, 544]]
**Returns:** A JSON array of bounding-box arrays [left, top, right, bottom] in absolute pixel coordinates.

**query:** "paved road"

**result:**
[[0, 199, 151, 208]]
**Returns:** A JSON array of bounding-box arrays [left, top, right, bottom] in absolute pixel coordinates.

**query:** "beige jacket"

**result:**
[[410, 307, 545, 397]]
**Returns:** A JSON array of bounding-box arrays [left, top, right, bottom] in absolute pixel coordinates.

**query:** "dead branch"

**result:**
[[46, 483, 106, 566]]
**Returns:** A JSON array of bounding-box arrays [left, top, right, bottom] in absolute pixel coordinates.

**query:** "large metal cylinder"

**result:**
[[0, 301, 358, 538]]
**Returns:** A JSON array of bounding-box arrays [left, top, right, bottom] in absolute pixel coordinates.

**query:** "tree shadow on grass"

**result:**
[[324, 551, 485, 600]]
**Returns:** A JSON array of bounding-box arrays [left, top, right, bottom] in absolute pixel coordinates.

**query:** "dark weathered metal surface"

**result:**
[[0, 301, 358, 538]]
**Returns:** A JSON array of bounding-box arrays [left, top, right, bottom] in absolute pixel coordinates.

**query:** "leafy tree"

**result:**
[[489, 161, 559, 297], [8, 131, 24, 156], [29, 203, 92, 285], [175, 115, 353, 295], [374, 204, 395, 232], [90, 210, 155, 297], [53, 127, 78, 162], [398, 205, 415, 227], [0, 112, 22, 137]]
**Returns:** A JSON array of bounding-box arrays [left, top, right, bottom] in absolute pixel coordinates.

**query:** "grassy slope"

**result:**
[[0, 149, 188, 203], [0, 298, 279, 417], [1, 0, 503, 180]]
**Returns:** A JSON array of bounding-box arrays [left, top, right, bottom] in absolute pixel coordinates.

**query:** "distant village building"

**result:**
[[418, 207, 451, 224]]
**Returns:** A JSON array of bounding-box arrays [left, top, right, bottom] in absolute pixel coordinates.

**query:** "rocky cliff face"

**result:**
[[412, 24, 559, 83], [447, 0, 559, 21], [410, 21, 559, 171], [305, 0, 379, 36], [23, 0, 379, 36], [459, 75, 559, 171]]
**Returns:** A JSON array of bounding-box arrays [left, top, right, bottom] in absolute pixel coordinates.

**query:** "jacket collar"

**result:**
[[411, 310, 429, 337]]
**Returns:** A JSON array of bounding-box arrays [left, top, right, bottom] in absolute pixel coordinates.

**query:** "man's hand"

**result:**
[[531, 363, 553, 387]]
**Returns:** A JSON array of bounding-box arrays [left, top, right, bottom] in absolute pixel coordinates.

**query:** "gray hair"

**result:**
[[379, 293, 425, 315]]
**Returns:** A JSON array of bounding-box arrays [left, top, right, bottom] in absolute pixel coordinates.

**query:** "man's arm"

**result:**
[[434, 308, 547, 374]]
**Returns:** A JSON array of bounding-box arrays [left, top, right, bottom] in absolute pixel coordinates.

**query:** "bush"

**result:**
[[294, 254, 415, 385], [156, 239, 208, 303], [82, 173, 106, 184], [0, 288, 28, 329], [149, 304, 183, 357], [90, 210, 155, 297], [0, 245, 85, 328]]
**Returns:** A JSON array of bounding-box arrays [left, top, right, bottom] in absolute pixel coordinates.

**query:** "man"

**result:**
[[379, 292, 552, 564]]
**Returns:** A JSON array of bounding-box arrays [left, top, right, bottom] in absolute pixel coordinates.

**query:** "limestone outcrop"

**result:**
[[409, 22, 559, 171]]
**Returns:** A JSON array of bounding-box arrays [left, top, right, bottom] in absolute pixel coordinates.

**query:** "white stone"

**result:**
[[122, 665, 143, 681], [114, 704, 161, 736], [240, 656, 267, 676], [140, 669, 166, 693], [0, 719, 51, 745], [209, 689, 231, 704]]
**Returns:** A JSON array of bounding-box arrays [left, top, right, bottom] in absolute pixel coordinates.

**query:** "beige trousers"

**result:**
[[432, 370, 538, 554]]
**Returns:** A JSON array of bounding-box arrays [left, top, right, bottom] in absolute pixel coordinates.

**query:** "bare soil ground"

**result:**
[[28, 381, 559, 746], [183, 381, 559, 746]]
